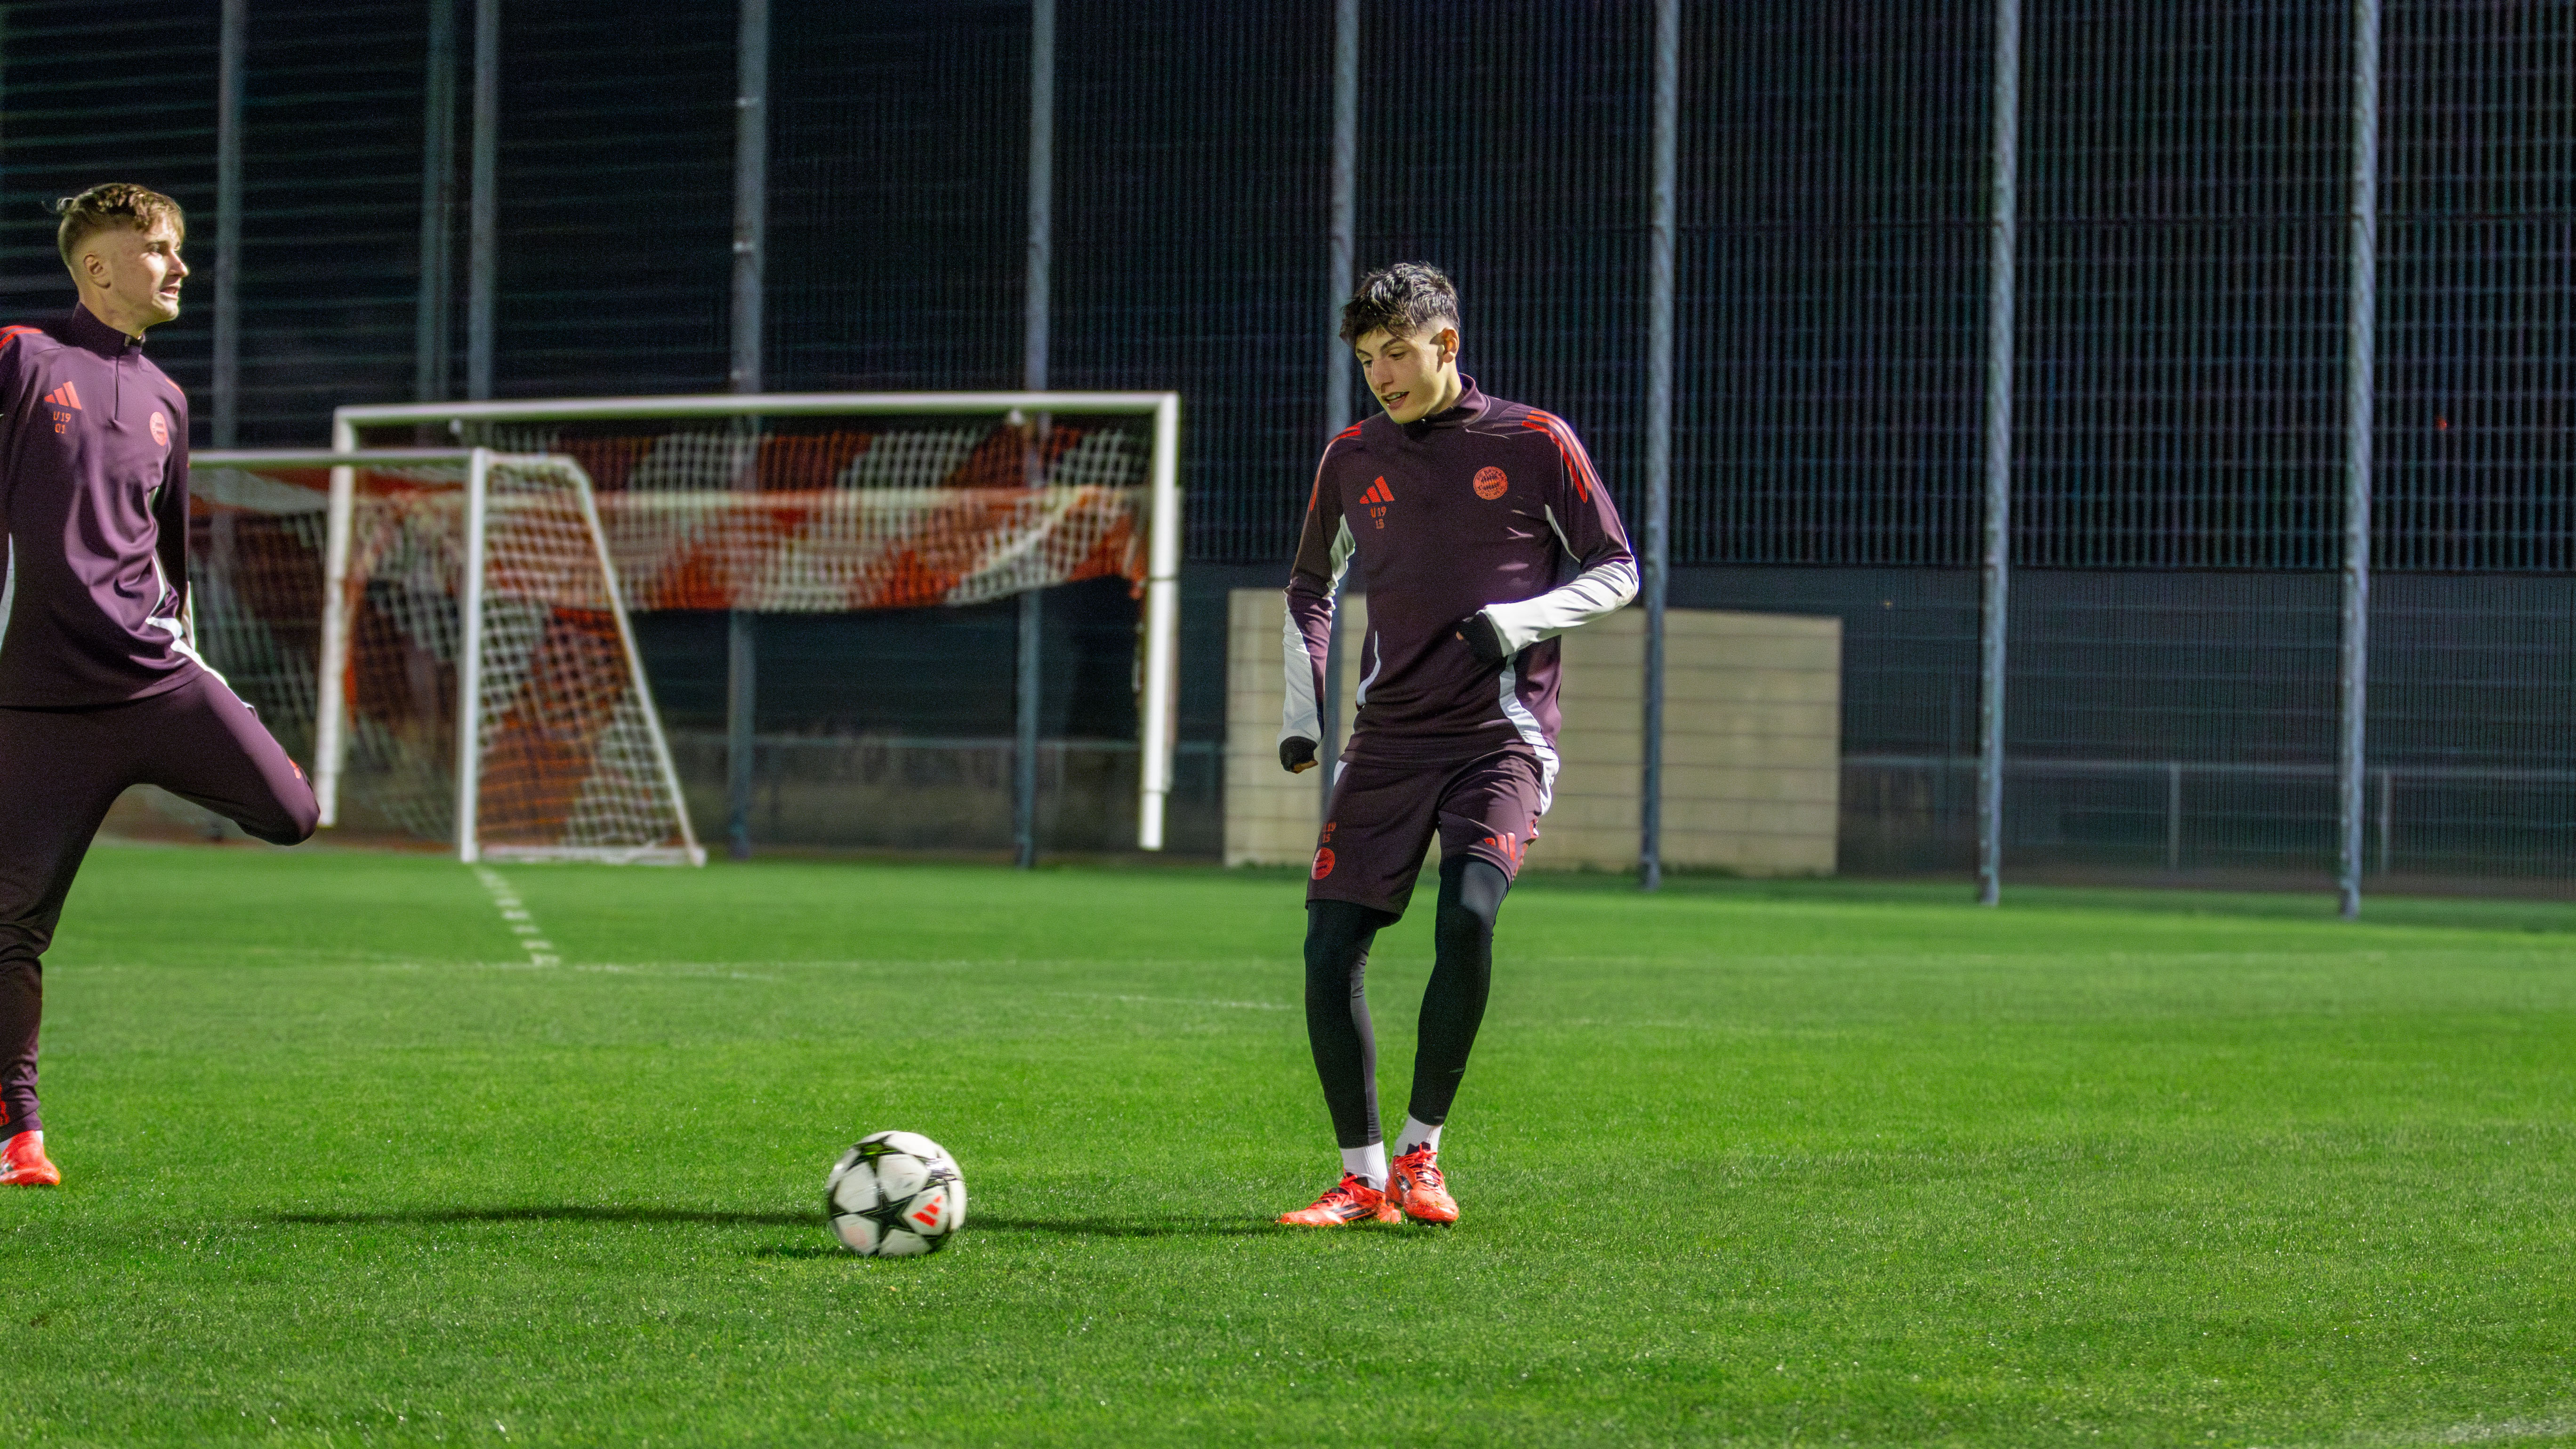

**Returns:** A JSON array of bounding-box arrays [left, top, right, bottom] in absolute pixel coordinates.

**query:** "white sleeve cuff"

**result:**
[[1481, 557, 1640, 652], [1281, 608, 1323, 742]]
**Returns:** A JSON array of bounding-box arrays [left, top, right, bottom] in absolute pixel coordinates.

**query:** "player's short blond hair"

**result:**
[[56, 184, 185, 270]]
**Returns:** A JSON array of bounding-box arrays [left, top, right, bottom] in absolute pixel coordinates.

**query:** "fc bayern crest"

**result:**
[[150, 411, 169, 447], [1473, 466, 1508, 500]]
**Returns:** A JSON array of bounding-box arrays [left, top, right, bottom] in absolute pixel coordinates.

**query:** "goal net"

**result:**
[[190, 448, 702, 864], [331, 393, 1184, 850]]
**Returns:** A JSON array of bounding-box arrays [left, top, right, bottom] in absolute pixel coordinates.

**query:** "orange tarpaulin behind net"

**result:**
[[363, 424, 1156, 613], [192, 457, 1151, 617], [589, 486, 1146, 612]]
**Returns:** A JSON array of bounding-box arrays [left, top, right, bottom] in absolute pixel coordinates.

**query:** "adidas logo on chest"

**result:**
[[44, 380, 83, 435], [1360, 476, 1394, 528]]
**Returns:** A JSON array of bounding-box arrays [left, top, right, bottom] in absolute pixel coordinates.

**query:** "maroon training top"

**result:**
[[0, 306, 195, 708], [1284, 378, 1637, 766]]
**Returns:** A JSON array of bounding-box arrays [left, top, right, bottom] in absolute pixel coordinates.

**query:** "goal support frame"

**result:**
[[330, 391, 1187, 852], [196, 446, 705, 865]]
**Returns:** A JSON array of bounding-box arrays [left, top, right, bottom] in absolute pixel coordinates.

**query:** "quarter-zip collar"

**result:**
[[60, 303, 143, 359], [1402, 375, 1487, 441], [58, 305, 144, 419]]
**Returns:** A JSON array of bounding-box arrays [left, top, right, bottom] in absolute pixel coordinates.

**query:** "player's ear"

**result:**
[[1438, 327, 1459, 365]]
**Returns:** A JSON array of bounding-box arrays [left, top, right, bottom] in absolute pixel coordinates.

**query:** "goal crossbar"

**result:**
[[198, 446, 705, 866], [330, 392, 1186, 852]]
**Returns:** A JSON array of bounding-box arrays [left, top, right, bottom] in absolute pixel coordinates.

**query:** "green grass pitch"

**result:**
[[3, 845, 2573, 1447]]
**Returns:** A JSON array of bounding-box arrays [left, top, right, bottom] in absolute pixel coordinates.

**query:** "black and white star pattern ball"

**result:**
[[826, 1131, 966, 1257]]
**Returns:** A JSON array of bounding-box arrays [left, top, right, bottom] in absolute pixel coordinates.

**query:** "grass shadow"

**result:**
[[274, 1208, 1424, 1242], [274, 1205, 815, 1228], [746, 1215, 1399, 1258], [970, 1213, 1339, 1239]]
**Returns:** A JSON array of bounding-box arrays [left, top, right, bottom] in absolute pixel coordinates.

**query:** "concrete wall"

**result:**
[[1224, 589, 1839, 876], [1535, 608, 1839, 875]]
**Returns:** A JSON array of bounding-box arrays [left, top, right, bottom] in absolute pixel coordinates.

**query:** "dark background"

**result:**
[[3, 1, 2570, 873]]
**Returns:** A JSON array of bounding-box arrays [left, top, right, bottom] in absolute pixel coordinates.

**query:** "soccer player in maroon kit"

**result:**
[[1275, 263, 1637, 1226], [0, 185, 318, 1188]]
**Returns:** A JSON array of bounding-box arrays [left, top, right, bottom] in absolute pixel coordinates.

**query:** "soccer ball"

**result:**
[[825, 1131, 966, 1257]]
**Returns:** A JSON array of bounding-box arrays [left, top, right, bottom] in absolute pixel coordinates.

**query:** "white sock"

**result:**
[[1340, 1143, 1387, 1188], [1395, 1118, 1442, 1158]]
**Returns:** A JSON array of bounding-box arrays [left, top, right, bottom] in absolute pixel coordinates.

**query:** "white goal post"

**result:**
[[330, 392, 1186, 851], [195, 446, 705, 866]]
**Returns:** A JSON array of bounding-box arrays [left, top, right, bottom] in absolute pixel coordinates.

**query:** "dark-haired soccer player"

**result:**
[[0, 184, 318, 1188], [1275, 262, 1636, 1226]]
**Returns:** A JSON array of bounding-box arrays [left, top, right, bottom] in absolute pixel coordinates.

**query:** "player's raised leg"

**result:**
[[137, 670, 319, 847]]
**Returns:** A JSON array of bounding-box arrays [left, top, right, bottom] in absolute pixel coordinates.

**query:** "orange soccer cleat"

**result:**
[[1277, 1173, 1401, 1226], [1388, 1144, 1457, 1224], [0, 1131, 59, 1187]]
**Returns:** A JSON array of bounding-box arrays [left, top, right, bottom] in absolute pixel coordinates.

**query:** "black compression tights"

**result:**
[[1302, 855, 1508, 1149]]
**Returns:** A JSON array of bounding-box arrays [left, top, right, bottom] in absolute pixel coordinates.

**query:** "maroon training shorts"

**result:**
[[1307, 743, 1552, 917]]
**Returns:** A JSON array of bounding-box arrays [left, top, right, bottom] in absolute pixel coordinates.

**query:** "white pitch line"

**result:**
[[472, 865, 560, 967]]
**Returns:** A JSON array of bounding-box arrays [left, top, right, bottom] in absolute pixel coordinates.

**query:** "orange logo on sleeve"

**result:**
[[1473, 466, 1508, 500]]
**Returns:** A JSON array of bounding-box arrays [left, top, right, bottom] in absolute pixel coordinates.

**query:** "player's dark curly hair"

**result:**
[[1338, 261, 1460, 345], [55, 183, 185, 269]]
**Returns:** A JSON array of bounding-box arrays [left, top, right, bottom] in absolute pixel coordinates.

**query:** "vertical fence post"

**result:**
[[1318, 0, 1358, 821], [465, 0, 497, 401], [1978, 0, 2021, 907], [1640, 0, 1677, 892], [725, 0, 768, 863], [212, 0, 244, 448], [415, 0, 456, 402], [2339, 0, 2382, 921], [2375, 768, 2391, 873], [1015, 0, 1054, 870], [2165, 761, 2183, 870], [731, 0, 765, 399]]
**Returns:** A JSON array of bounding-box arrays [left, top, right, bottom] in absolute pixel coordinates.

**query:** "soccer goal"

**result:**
[[328, 392, 1185, 851], [190, 447, 703, 865]]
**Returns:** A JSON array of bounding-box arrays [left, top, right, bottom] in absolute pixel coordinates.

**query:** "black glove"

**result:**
[[1456, 610, 1509, 664], [1280, 736, 1320, 773]]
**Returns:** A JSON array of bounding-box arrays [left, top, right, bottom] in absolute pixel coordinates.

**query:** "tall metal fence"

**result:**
[[1, 1, 2569, 890]]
